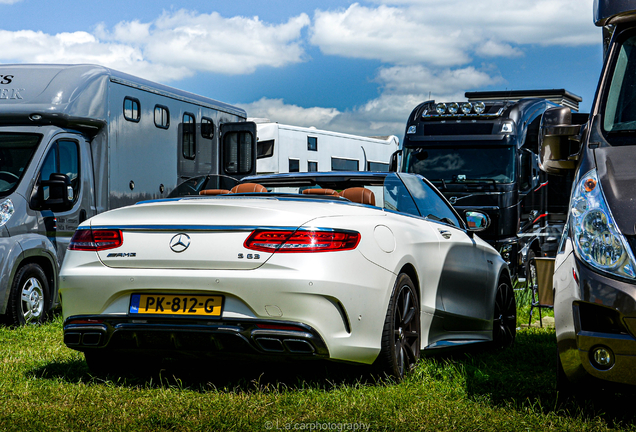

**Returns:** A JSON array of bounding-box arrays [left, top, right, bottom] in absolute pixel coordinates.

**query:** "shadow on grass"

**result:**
[[25, 328, 636, 428], [26, 355, 380, 392], [427, 329, 636, 429]]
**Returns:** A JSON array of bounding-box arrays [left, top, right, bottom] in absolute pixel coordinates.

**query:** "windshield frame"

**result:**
[[0, 132, 43, 198]]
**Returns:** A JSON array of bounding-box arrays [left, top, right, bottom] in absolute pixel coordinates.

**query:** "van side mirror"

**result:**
[[538, 107, 581, 175], [32, 173, 74, 212], [389, 149, 402, 172]]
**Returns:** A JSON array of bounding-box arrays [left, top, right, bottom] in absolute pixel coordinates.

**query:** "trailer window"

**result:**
[[308, 136, 317, 151], [332, 157, 359, 171], [257, 139, 274, 159], [223, 131, 253, 175], [154, 105, 169, 129], [182, 113, 196, 160], [308, 161, 318, 172], [367, 161, 389, 172], [201, 117, 214, 139], [123, 97, 140, 122]]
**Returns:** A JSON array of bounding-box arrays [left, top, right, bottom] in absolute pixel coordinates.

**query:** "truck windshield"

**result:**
[[404, 145, 516, 184], [0, 133, 42, 197], [604, 33, 636, 134]]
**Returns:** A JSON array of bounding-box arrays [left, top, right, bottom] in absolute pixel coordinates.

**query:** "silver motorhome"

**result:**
[[0, 64, 256, 326]]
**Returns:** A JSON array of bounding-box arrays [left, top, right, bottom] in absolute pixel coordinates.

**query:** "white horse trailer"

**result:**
[[253, 119, 399, 174]]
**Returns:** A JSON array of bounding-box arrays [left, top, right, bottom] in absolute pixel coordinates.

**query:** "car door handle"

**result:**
[[438, 229, 452, 239]]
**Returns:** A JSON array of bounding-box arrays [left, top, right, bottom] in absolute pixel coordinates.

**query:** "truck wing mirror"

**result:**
[[35, 173, 74, 212], [538, 106, 581, 175], [389, 149, 402, 172]]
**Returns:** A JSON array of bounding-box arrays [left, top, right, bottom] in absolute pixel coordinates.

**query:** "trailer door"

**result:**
[[220, 122, 257, 179]]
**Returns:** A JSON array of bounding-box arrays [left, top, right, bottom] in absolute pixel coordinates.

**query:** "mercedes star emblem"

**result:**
[[169, 233, 191, 253]]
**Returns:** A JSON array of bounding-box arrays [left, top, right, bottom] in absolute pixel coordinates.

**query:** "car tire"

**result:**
[[492, 277, 516, 349], [377, 273, 420, 379], [6, 263, 49, 326]]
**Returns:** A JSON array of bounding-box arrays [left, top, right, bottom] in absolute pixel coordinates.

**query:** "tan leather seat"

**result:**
[[302, 188, 339, 196], [230, 183, 268, 193], [340, 187, 375, 205], [199, 189, 230, 196]]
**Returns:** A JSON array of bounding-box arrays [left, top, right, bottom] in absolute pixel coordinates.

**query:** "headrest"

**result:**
[[340, 187, 376, 206], [302, 188, 339, 196], [230, 183, 268, 193], [199, 189, 230, 196]]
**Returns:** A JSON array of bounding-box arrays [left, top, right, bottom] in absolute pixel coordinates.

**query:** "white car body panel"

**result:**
[[60, 173, 510, 369]]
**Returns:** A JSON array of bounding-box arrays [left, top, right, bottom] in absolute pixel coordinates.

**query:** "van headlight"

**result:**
[[0, 198, 14, 228], [571, 169, 636, 279]]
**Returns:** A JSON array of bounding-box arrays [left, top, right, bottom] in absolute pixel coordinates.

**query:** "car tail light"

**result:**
[[244, 229, 360, 253], [69, 228, 123, 251]]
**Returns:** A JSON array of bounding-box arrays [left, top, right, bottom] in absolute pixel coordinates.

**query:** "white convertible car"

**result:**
[[60, 172, 515, 378]]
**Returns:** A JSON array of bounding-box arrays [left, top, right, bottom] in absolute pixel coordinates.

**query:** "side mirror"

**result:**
[[465, 210, 490, 232], [538, 107, 580, 175], [389, 150, 402, 172], [35, 173, 74, 212]]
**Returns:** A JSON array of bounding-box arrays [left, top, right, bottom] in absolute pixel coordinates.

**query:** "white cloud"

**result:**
[[240, 64, 503, 137], [242, 98, 341, 127], [0, 9, 310, 81], [311, 0, 597, 66], [0, 0, 21, 3]]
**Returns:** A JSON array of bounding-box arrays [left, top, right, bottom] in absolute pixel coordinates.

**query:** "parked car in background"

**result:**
[[59, 172, 514, 378]]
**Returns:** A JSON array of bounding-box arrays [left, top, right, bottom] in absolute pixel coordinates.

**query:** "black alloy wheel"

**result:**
[[492, 278, 516, 349], [378, 273, 421, 379]]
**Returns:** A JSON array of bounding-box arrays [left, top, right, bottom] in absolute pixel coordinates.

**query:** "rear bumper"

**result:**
[[63, 315, 329, 361]]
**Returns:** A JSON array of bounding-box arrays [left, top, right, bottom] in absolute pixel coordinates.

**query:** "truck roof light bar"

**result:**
[[422, 101, 503, 119]]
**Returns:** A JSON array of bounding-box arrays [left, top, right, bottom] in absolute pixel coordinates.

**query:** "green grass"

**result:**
[[1, 316, 635, 431]]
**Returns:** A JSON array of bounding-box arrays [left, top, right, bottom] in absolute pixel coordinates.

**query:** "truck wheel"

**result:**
[[376, 273, 420, 379], [7, 263, 49, 326]]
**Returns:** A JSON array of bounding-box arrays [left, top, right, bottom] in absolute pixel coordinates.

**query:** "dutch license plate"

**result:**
[[129, 294, 223, 317]]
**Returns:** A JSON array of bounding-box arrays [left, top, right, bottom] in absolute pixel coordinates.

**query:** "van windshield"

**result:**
[[404, 145, 516, 184], [0, 133, 42, 197], [604, 34, 636, 134]]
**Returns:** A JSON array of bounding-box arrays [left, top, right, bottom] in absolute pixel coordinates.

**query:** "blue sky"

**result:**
[[0, 0, 602, 138]]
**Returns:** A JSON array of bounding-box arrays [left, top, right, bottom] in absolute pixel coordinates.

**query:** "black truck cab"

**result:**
[[399, 90, 584, 282]]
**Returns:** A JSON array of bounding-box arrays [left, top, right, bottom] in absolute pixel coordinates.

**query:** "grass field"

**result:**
[[1, 292, 635, 431]]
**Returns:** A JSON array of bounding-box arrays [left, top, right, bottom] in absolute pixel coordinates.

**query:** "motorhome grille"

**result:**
[[422, 123, 494, 136]]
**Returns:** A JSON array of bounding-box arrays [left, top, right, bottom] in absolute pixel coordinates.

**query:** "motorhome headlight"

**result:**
[[572, 169, 636, 279], [0, 198, 14, 228], [461, 102, 473, 114], [436, 103, 447, 115], [447, 102, 459, 115], [473, 101, 486, 114]]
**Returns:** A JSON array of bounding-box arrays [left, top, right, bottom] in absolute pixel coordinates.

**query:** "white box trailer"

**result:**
[[253, 119, 399, 174], [0, 64, 256, 325]]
